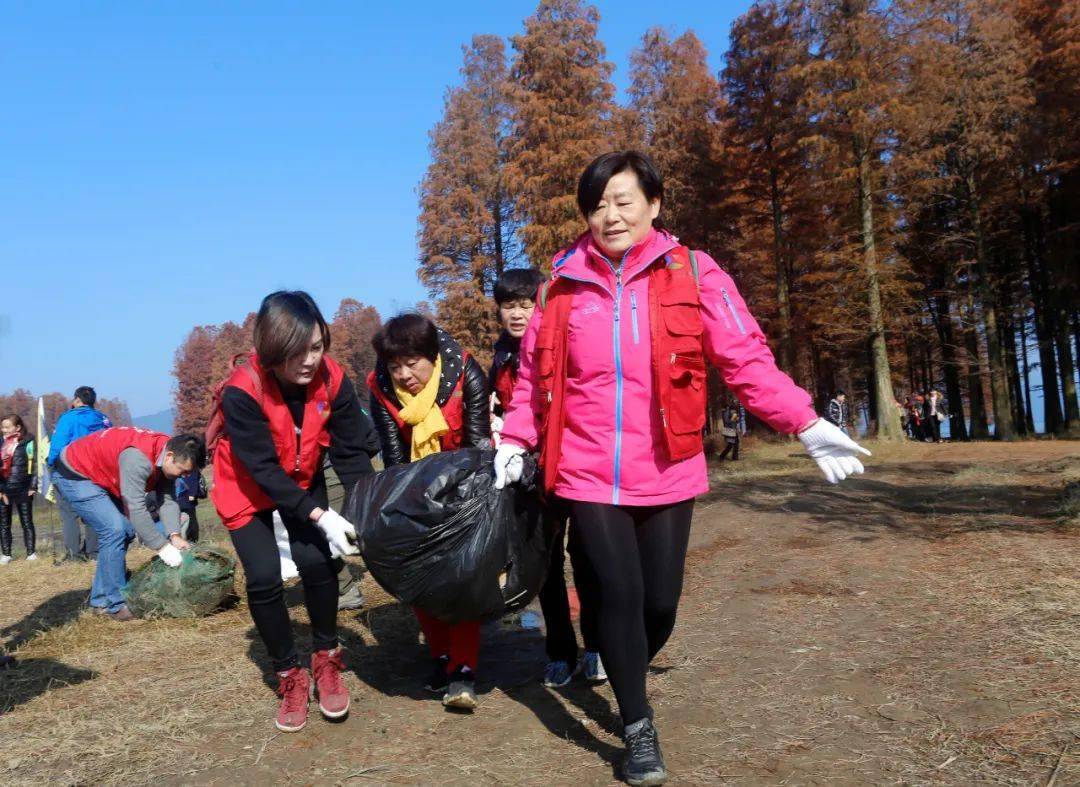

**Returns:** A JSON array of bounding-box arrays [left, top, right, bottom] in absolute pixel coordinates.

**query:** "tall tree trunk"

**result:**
[[855, 138, 902, 439], [1023, 208, 1063, 432], [1018, 311, 1035, 433], [492, 181, 506, 280], [964, 290, 990, 438], [769, 161, 795, 374], [1001, 307, 1026, 436], [1056, 309, 1080, 429], [935, 295, 968, 441], [964, 172, 1014, 439]]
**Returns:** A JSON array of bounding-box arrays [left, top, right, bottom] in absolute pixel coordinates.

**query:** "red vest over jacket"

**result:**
[[211, 353, 344, 528], [65, 427, 170, 499]]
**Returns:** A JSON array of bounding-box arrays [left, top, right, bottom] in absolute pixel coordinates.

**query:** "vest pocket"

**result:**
[[661, 289, 703, 337], [668, 353, 707, 434]]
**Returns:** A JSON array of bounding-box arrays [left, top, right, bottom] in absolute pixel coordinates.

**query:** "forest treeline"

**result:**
[[418, 0, 1079, 439], [173, 0, 1078, 441]]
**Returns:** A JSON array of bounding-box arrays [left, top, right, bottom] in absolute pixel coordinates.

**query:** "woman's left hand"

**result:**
[[798, 419, 871, 484]]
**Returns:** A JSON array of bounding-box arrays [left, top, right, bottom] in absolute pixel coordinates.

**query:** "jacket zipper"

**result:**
[[721, 289, 747, 335], [600, 250, 633, 506], [630, 289, 640, 345], [294, 425, 302, 473]]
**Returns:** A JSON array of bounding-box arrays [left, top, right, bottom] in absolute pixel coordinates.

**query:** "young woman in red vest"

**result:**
[[367, 313, 490, 710], [494, 151, 871, 786], [211, 290, 379, 734]]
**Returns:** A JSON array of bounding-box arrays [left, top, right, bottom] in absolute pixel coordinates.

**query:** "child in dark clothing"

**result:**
[[490, 268, 606, 688]]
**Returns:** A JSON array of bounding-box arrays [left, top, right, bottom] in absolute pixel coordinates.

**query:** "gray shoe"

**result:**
[[442, 668, 478, 711], [623, 718, 667, 786], [337, 583, 365, 611]]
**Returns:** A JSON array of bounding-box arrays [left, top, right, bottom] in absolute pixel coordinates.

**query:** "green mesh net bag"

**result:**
[[125, 544, 237, 618]]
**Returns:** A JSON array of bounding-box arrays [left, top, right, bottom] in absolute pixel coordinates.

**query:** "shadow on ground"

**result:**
[[1, 589, 89, 651], [242, 596, 623, 776], [0, 658, 97, 714], [705, 461, 1067, 540]]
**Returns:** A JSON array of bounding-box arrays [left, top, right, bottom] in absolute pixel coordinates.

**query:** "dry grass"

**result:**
[[1, 439, 1077, 785]]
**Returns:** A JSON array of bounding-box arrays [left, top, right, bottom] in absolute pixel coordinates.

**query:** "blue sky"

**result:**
[[0, 1, 743, 416]]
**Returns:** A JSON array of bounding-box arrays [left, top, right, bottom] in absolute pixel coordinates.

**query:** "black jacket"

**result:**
[[1, 435, 36, 495], [488, 331, 520, 416], [221, 372, 379, 522], [370, 329, 491, 467]]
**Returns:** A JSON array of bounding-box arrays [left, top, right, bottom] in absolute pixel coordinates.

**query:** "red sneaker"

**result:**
[[275, 666, 311, 732], [311, 646, 350, 720]]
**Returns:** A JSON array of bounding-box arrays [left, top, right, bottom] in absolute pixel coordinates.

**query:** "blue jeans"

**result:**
[[52, 476, 135, 613]]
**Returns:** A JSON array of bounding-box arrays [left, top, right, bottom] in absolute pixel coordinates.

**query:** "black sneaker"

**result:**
[[424, 655, 450, 693], [622, 718, 667, 786]]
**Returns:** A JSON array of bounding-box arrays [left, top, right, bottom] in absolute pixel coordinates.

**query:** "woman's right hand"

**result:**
[[493, 444, 526, 489]]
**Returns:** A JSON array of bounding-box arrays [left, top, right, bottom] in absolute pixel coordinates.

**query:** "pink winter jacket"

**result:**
[[500, 229, 819, 506]]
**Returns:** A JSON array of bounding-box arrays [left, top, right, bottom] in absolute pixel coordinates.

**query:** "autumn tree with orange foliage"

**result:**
[[508, 0, 618, 270], [417, 35, 521, 361]]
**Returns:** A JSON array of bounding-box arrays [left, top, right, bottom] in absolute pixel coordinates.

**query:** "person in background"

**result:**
[[1, 415, 38, 563], [826, 391, 849, 435], [491, 268, 606, 689], [923, 389, 946, 443], [51, 428, 204, 620], [211, 291, 377, 734], [175, 469, 207, 542], [48, 386, 112, 563], [493, 151, 869, 785], [717, 404, 741, 462], [368, 313, 491, 711], [907, 394, 924, 441]]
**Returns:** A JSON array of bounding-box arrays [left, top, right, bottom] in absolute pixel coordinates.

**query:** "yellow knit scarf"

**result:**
[[394, 355, 449, 461]]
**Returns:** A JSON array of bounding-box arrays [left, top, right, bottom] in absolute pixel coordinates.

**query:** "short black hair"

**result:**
[[577, 150, 664, 219], [835, 390, 846, 397], [167, 433, 207, 469], [372, 313, 439, 364], [74, 386, 97, 407], [494, 268, 544, 305]]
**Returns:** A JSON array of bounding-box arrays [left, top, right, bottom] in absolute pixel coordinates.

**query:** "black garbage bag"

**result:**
[[346, 448, 552, 623]]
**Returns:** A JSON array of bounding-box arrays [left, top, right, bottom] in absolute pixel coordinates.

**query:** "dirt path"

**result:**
[[1, 440, 1077, 785]]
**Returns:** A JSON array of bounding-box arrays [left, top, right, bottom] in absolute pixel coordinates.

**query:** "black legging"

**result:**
[[229, 491, 338, 673], [540, 501, 599, 664], [0, 490, 35, 557], [569, 499, 693, 726]]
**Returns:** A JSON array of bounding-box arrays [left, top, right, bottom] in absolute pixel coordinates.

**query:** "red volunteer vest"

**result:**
[[65, 427, 170, 499], [493, 361, 517, 413], [211, 353, 344, 528], [536, 246, 706, 493], [366, 361, 468, 455]]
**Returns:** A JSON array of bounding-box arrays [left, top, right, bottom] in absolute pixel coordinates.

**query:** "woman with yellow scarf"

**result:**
[[367, 314, 491, 710]]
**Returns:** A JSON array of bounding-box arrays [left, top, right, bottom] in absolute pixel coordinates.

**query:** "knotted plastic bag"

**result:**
[[125, 544, 236, 618]]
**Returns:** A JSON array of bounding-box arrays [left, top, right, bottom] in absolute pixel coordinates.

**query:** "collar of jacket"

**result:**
[[375, 327, 467, 408], [555, 228, 681, 290]]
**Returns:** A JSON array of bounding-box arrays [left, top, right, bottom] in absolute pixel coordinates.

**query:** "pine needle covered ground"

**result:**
[[1, 440, 1076, 785]]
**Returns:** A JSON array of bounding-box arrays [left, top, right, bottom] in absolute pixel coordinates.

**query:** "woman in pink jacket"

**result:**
[[493, 151, 870, 786]]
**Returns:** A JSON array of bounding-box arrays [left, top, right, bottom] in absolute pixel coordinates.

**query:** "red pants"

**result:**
[[413, 608, 480, 673]]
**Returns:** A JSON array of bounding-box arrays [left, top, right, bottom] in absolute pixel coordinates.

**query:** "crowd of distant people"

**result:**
[[821, 389, 949, 443]]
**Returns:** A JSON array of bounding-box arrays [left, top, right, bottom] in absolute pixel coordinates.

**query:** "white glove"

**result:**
[[157, 543, 183, 568], [493, 444, 527, 490], [316, 509, 359, 558], [798, 419, 871, 484]]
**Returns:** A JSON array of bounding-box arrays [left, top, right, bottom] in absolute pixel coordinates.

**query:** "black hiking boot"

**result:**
[[622, 717, 667, 786]]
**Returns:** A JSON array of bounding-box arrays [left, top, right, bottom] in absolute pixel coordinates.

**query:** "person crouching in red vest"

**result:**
[[52, 427, 206, 621], [367, 314, 491, 711], [210, 291, 379, 734]]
